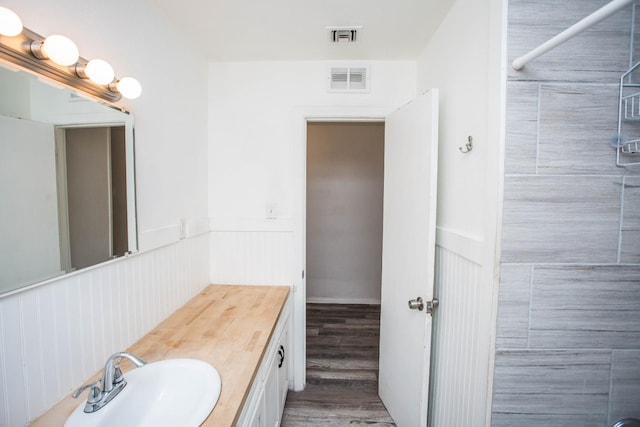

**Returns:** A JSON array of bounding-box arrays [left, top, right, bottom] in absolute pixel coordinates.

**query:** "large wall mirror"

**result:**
[[0, 63, 137, 296]]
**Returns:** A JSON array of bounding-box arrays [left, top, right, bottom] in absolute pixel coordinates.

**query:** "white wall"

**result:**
[[417, 0, 496, 239], [0, 67, 30, 118], [208, 60, 416, 389], [416, 0, 505, 425], [0, 116, 62, 291], [0, 1, 211, 425], [29, 78, 131, 125], [209, 61, 415, 224], [208, 61, 415, 285]]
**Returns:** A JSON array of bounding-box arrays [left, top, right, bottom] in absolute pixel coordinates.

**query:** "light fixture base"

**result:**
[[0, 28, 121, 103], [75, 61, 89, 78], [29, 39, 47, 59]]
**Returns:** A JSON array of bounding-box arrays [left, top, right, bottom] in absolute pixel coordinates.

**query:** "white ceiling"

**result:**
[[152, 0, 456, 61]]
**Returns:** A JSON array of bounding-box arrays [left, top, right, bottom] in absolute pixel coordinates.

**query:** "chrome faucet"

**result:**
[[72, 351, 146, 413]]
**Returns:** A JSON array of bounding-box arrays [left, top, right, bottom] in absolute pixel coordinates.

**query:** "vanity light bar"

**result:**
[[0, 6, 141, 103]]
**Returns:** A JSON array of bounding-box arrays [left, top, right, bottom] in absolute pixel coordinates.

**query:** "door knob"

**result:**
[[408, 297, 424, 311]]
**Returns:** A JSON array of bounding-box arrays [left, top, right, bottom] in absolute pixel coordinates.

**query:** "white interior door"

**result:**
[[378, 89, 439, 427]]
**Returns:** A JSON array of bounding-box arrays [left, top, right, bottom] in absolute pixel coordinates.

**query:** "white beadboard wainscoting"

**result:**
[[0, 234, 210, 427], [208, 228, 303, 390], [429, 243, 488, 427], [209, 230, 295, 286]]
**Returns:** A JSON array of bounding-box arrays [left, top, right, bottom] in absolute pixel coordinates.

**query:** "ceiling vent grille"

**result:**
[[328, 66, 370, 93], [330, 29, 357, 43]]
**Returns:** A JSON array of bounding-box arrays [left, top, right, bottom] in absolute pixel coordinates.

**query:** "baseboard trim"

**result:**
[[306, 297, 381, 305]]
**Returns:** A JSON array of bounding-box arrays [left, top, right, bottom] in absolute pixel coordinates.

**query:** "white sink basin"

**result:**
[[65, 359, 221, 427]]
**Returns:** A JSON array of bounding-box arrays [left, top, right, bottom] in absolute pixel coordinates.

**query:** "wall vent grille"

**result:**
[[328, 66, 370, 93]]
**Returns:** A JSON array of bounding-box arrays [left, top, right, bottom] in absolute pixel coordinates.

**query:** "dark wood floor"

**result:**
[[281, 303, 396, 426]]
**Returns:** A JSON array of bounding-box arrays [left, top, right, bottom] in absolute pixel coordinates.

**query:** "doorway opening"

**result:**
[[55, 125, 129, 272], [287, 121, 393, 425], [306, 121, 385, 304], [292, 92, 438, 426]]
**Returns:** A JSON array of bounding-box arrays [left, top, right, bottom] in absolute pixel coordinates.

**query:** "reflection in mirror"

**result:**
[[0, 64, 137, 295]]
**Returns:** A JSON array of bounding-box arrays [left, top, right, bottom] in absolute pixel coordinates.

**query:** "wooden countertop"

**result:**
[[30, 284, 291, 427]]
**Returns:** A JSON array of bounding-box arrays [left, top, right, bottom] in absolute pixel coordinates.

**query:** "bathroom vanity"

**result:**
[[30, 284, 292, 427]]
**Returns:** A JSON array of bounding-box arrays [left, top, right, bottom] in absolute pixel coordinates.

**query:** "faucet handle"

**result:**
[[72, 380, 102, 404]]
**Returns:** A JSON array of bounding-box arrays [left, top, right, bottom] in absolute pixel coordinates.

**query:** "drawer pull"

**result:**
[[278, 345, 285, 368]]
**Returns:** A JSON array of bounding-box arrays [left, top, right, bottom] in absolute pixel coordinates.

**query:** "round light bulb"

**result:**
[[85, 59, 114, 85], [42, 35, 79, 66], [116, 77, 142, 99], [0, 7, 23, 36]]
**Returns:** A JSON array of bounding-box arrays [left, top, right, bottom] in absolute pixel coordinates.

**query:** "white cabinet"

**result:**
[[264, 326, 289, 427], [238, 294, 291, 427], [243, 386, 265, 427]]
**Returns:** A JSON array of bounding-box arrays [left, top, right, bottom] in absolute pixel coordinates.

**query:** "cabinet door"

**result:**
[[240, 295, 291, 427], [264, 353, 279, 427], [245, 387, 265, 427], [265, 329, 288, 427], [277, 330, 289, 412]]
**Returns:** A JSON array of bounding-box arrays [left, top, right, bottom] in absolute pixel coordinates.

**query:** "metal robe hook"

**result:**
[[459, 136, 473, 153]]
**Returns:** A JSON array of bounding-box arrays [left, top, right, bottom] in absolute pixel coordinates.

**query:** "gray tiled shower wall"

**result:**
[[493, 1, 640, 426]]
